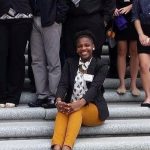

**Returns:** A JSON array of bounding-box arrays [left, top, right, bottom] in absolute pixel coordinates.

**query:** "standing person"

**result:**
[[51, 30, 109, 150], [114, 0, 140, 96], [62, 0, 114, 58], [132, 0, 150, 107], [0, 0, 32, 108], [28, 0, 68, 108]]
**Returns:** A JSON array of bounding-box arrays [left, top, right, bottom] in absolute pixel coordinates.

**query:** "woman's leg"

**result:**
[[63, 103, 103, 149], [82, 103, 103, 126], [51, 112, 69, 149], [62, 110, 83, 149], [139, 53, 150, 103], [0, 22, 8, 106], [117, 41, 128, 94], [7, 19, 32, 105], [129, 41, 140, 96]]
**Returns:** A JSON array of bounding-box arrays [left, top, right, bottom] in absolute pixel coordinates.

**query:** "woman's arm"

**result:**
[[55, 59, 70, 100], [134, 19, 150, 46], [103, 0, 115, 25], [119, 4, 132, 15]]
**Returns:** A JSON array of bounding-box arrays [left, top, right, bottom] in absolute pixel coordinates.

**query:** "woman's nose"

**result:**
[[81, 46, 86, 50]]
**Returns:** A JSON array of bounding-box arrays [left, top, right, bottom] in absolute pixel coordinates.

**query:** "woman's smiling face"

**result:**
[[76, 37, 95, 61]]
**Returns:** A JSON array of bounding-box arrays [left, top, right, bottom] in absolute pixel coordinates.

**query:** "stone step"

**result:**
[[0, 119, 150, 138], [24, 78, 142, 91], [19, 90, 145, 104], [0, 104, 149, 120], [1, 136, 150, 150]]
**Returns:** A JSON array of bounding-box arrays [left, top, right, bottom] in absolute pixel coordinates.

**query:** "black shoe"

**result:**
[[42, 99, 56, 109], [141, 102, 150, 107], [28, 98, 48, 107]]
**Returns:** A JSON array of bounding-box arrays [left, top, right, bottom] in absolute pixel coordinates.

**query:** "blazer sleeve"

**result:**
[[56, 0, 69, 23], [132, 0, 140, 22], [56, 59, 70, 100], [83, 60, 109, 102], [102, 0, 115, 24]]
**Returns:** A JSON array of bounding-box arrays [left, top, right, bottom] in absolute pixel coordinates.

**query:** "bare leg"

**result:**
[[129, 41, 140, 96], [117, 41, 127, 94], [52, 145, 62, 150], [139, 53, 150, 103], [62, 145, 71, 150]]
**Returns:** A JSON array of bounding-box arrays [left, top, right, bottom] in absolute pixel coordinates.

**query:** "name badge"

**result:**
[[83, 74, 94, 82], [124, 0, 130, 2]]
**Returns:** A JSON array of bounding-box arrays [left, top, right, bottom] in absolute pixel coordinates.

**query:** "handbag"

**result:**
[[114, 15, 128, 31]]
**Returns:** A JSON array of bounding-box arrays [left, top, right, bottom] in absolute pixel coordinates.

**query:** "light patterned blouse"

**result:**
[[71, 57, 92, 102]]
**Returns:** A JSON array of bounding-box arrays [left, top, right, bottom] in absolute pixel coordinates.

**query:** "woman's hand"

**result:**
[[114, 8, 120, 16], [67, 99, 86, 114], [119, 4, 132, 15], [139, 34, 150, 46], [55, 98, 69, 113]]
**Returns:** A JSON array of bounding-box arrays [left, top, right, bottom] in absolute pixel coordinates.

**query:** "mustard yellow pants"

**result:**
[[51, 103, 103, 149]]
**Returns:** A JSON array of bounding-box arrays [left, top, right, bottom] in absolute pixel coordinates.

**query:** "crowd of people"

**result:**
[[0, 0, 150, 149]]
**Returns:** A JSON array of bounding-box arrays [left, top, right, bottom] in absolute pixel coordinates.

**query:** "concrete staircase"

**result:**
[[0, 46, 150, 150]]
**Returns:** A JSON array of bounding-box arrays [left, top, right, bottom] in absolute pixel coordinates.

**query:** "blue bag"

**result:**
[[115, 15, 128, 31]]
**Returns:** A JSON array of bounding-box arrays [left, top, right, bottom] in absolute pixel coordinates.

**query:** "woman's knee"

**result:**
[[139, 62, 149, 74]]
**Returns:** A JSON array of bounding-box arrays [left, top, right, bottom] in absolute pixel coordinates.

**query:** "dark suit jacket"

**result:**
[[56, 57, 109, 121], [30, 0, 68, 27], [0, 0, 32, 16]]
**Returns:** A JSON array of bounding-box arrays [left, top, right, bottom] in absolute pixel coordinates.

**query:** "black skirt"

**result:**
[[115, 21, 137, 41], [137, 24, 150, 54]]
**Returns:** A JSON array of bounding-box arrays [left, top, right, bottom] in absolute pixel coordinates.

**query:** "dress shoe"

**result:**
[[0, 104, 5, 108], [42, 99, 56, 109], [5, 103, 15, 108], [28, 98, 48, 107], [141, 102, 150, 107]]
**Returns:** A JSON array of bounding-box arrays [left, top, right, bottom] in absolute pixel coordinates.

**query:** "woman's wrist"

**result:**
[[138, 32, 144, 36], [80, 98, 86, 106], [55, 98, 62, 106]]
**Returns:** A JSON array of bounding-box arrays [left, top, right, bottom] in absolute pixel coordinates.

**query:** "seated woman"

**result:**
[[51, 30, 109, 150]]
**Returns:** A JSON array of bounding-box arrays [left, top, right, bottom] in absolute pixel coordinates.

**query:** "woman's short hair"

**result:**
[[74, 30, 96, 47]]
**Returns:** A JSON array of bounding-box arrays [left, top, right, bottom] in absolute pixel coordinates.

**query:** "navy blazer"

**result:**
[[56, 57, 109, 121]]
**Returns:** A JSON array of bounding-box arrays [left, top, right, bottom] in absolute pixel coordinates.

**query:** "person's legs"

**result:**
[[117, 41, 128, 94], [82, 103, 103, 126], [51, 112, 69, 149], [129, 41, 140, 96], [7, 19, 32, 105], [31, 17, 49, 100], [63, 103, 103, 149], [0, 22, 8, 106], [139, 53, 150, 103], [42, 22, 61, 103], [27, 41, 35, 93]]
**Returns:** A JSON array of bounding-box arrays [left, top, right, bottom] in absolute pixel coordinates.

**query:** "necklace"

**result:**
[[78, 65, 87, 74]]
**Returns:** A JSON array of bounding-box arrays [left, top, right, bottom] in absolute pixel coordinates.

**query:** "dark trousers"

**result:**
[[0, 19, 32, 104], [62, 14, 105, 58]]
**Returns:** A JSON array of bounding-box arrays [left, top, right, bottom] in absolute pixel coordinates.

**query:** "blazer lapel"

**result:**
[[87, 57, 96, 75], [71, 57, 79, 86], [86, 57, 97, 87]]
